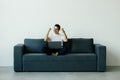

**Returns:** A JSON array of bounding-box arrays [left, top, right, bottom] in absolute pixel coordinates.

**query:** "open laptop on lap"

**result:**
[[48, 41, 63, 49]]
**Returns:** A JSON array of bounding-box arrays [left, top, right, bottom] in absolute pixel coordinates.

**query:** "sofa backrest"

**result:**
[[24, 38, 94, 53], [69, 38, 94, 53], [24, 39, 45, 53]]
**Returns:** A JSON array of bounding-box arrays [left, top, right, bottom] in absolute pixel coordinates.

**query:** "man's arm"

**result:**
[[44, 28, 51, 41], [61, 28, 68, 42]]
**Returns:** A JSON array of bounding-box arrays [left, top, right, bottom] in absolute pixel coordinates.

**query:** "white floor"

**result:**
[[0, 66, 120, 80]]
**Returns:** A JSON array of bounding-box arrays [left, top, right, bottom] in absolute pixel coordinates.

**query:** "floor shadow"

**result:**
[[106, 66, 120, 72]]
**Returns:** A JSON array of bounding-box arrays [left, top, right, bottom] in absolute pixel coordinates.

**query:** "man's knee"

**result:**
[[59, 48, 66, 55]]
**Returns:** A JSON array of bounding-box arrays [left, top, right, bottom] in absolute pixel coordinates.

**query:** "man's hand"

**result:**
[[61, 28, 68, 42], [44, 28, 51, 41], [61, 28, 65, 33], [48, 28, 51, 32]]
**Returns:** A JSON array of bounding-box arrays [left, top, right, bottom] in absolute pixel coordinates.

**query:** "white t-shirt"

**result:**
[[49, 32, 64, 42]]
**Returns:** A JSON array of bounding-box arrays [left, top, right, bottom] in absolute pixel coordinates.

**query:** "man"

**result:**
[[44, 24, 68, 56]]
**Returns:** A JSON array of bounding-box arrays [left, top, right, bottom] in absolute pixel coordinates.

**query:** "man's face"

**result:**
[[54, 26, 59, 34]]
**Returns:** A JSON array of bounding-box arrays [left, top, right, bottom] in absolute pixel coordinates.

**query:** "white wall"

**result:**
[[0, 0, 120, 66]]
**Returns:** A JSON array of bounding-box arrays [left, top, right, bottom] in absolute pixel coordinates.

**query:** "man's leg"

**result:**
[[58, 47, 66, 55], [43, 42, 51, 55]]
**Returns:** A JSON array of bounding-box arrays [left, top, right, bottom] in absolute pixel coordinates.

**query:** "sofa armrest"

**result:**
[[94, 44, 106, 72], [14, 44, 24, 72]]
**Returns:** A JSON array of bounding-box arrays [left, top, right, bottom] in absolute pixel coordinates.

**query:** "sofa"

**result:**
[[14, 38, 106, 72]]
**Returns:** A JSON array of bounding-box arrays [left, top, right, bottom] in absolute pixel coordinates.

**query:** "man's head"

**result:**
[[54, 24, 61, 34]]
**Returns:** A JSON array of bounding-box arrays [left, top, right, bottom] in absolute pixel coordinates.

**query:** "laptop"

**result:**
[[48, 41, 63, 49]]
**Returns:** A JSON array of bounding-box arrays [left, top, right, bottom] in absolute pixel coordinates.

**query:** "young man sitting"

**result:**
[[43, 24, 68, 56]]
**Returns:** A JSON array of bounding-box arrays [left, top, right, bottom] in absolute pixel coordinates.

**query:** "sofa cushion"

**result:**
[[71, 38, 94, 53], [24, 39, 46, 53], [23, 53, 96, 61], [23, 53, 97, 71]]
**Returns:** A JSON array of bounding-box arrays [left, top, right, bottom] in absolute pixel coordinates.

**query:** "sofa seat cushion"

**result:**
[[23, 53, 96, 61]]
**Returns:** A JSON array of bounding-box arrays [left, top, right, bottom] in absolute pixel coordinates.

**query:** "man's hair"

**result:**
[[54, 24, 61, 31]]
